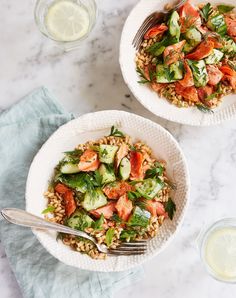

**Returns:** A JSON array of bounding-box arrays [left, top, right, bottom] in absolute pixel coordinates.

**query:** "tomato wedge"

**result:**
[[115, 194, 133, 222], [175, 82, 199, 102], [197, 85, 214, 101], [78, 149, 100, 172], [103, 181, 133, 199], [179, 60, 194, 87], [146, 200, 167, 217], [225, 16, 236, 42], [206, 65, 223, 86], [55, 183, 76, 217], [90, 202, 116, 219], [144, 24, 168, 39], [185, 40, 214, 60], [179, 0, 201, 33], [163, 40, 186, 66], [115, 143, 129, 168], [130, 151, 144, 180]]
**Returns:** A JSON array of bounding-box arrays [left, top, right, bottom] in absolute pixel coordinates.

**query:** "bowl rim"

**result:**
[[25, 110, 190, 271], [119, 0, 236, 126]]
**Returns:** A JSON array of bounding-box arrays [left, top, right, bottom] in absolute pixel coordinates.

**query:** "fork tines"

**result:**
[[108, 241, 147, 256]]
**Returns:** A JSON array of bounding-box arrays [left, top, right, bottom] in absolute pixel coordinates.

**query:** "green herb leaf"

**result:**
[[120, 230, 137, 241], [200, 3, 213, 21], [111, 214, 123, 223], [105, 228, 115, 247], [92, 214, 104, 230], [42, 205, 55, 214], [145, 162, 164, 178], [196, 104, 214, 113], [164, 198, 176, 220], [94, 170, 103, 187], [164, 67, 175, 82], [217, 4, 234, 14], [109, 126, 125, 137], [127, 191, 142, 200]]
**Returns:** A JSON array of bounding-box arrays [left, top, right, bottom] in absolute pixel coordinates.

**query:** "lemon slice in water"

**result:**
[[45, 0, 90, 42]]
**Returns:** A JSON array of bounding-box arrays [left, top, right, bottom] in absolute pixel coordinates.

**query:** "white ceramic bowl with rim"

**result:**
[[26, 110, 190, 272], [119, 0, 236, 126]]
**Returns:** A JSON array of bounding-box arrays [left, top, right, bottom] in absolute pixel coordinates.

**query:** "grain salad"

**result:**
[[136, 0, 236, 112], [42, 126, 176, 259]]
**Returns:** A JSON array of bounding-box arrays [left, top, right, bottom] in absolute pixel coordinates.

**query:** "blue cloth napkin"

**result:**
[[0, 87, 143, 298]]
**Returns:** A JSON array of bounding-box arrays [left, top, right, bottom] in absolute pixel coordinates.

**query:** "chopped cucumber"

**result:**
[[98, 164, 116, 184], [170, 61, 184, 80], [188, 60, 209, 87], [81, 188, 107, 211], [156, 65, 175, 83], [135, 178, 164, 199], [99, 145, 118, 164], [128, 206, 151, 228], [67, 210, 94, 231], [56, 173, 87, 193], [168, 11, 180, 39], [183, 42, 195, 54], [185, 28, 201, 47], [207, 14, 227, 36], [221, 37, 236, 57], [60, 163, 80, 174], [205, 49, 224, 64], [119, 157, 131, 180]]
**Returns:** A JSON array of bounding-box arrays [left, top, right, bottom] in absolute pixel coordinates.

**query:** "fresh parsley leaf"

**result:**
[[109, 126, 125, 137], [92, 214, 104, 230], [111, 214, 123, 223], [94, 170, 103, 187], [145, 162, 164, 178], [120, 230, 137, 241], [127, 191, 142, 200], [42, 205, 55, 214], [105, 228, 115, 247], [196, 104, 214, 113], [164, 67, 175, 82], [217, 4, 234, 14], [164, 198, 176, 220], [64, 149, 83, 156], [200, 3, 213, 21]]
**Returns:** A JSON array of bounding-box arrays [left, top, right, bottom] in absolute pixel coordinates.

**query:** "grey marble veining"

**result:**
[[1, 0, 236, 297]]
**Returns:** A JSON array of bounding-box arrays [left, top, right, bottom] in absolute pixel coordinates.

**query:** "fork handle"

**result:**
[[1, 208, 96, 243]]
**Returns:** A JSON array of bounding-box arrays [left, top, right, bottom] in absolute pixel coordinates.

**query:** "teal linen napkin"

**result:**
[[0, 87, 143, 298]]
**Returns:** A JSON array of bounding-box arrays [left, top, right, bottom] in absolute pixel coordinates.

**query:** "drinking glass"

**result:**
[[34, 0, 97, 51]]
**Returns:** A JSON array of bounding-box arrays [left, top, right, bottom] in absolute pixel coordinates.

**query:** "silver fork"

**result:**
[[1, 208, 147, 256], [132, 0, 186, 50]]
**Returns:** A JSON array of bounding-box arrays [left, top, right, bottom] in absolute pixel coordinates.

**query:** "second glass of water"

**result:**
[[35, 0, 97, 51]]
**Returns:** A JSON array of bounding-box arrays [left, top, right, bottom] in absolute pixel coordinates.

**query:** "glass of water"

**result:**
[[35, 0, 97, 51]]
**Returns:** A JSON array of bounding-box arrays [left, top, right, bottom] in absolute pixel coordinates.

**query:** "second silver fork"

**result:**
[[1, 208, 147, 256]]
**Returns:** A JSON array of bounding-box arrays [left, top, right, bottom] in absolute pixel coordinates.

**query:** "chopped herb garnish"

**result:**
[[145, 162, 164, 178], [164, 198, 176, 220], [94, 170, 103, 187], [120, 230, 137, 241], [92, 214, 104, 230], [217, 4, 234, 13], [200, 3, 213, 21], [41, 205, 55, 214], [109, 126, 125, 137], [105, 228, 115, 247], [111, 214, 123, 223]]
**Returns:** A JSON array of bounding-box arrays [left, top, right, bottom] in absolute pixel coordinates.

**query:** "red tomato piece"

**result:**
[[185, 40, 214, 60], [115, 194, 133, 222], [130, 151, 144, 180], [179, 60, 194, 87], [78, 149, 100, 172], [90, 202, 116, 219], [206, 65, 223, 86], [144, 24, 168, 39], [103, 181, 133, 199], [175, 82, 199, 102], [163, 40, 186, 66]]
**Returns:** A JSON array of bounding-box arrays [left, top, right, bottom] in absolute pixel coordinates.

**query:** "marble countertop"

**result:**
[[1, 0, 236, 297]]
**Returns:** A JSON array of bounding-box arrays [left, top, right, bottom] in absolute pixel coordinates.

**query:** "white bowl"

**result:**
[[26, 110, 190, 272], [120, 0, 236, 126]]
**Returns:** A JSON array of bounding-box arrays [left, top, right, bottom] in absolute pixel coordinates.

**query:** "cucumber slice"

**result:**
[[67, 210, 94, 231], [170, 61, 184, 80], [119, 157, 131, 180], [128, 206, 151, 228], [135, 178, 164, 199], [82, 188, 107, 211], [188, 60, 209, 87], [99, 145, 118, 164], [60, 163, 80, 174], [168, 11, 180, 39], [156, 64, 176, 83], [205, 49, 224, 64], [185, 28, 201, 47], [98, 164, 116, 184], [207, 14, 227, 36]]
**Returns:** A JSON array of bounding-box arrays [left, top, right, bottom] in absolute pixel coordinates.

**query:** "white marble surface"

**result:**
[[0, 0, 236, 297]]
